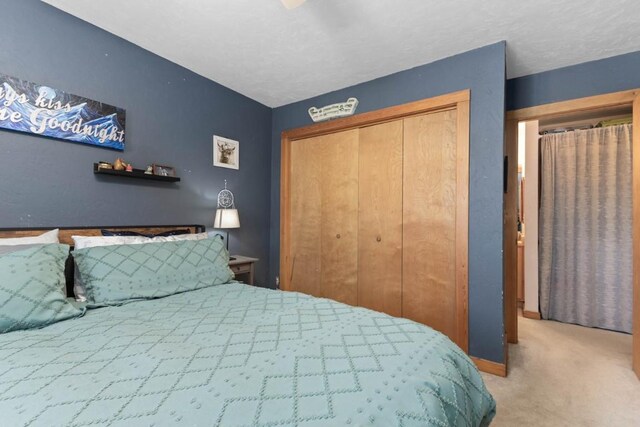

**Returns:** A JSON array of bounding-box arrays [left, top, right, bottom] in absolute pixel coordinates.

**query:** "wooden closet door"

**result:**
[[289, 136, 323, 297], [403, 110, 459, 342], [358, 121, 403, 316], [320, 130, 359, 305]]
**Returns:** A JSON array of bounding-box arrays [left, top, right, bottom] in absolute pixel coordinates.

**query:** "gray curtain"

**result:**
[[539, 124, 633, 333]]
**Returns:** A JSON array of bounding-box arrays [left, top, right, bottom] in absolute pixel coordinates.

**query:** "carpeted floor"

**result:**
[[482, 315, 640, 426]]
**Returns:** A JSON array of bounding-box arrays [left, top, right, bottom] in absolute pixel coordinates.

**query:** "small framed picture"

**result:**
[[152, 164, 176, 177], [213, 135, 239, 170]]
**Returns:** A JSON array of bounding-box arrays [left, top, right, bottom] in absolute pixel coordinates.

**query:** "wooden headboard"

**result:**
[[0, 224, 207, 245]]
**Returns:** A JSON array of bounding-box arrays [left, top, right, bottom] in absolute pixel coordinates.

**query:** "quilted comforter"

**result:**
[[0, 283, 495, 426]]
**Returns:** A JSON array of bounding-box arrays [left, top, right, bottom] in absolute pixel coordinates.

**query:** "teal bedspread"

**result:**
[[0, 283, 495, 426]]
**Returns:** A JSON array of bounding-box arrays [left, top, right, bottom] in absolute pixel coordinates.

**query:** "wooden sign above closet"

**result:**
[[308, 97, 358, 122]]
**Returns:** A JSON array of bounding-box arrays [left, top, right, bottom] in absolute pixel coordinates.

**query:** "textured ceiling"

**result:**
[[43, 0, 640, 107]]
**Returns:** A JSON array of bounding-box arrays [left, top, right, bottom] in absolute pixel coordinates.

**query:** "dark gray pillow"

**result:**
[[100, 229, 191, 237]]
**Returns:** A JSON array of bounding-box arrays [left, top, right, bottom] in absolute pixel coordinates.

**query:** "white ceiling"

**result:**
[[43, 0, 640, 107]]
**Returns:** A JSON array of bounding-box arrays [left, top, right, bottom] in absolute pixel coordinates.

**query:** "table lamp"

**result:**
[[214, 181, 240, 260]]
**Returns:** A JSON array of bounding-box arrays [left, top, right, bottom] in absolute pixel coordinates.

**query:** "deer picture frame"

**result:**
[[213, 135, 240, 170]]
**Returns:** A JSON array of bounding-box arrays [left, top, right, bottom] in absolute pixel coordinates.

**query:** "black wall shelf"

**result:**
[[93, 163, 180, 182]]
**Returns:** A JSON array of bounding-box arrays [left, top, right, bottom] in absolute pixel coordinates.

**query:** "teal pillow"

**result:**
[[0, 244, 84, 333], [73, 236, 233, 304]]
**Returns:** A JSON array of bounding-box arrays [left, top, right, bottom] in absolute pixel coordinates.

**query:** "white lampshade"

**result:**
[[214, 209, 240, 229]]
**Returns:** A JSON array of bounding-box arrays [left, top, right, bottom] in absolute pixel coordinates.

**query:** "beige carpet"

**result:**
[[482, 316, 640, 426]]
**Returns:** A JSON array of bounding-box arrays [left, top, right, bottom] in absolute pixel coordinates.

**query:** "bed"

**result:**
[[0, 226, 495, 427]]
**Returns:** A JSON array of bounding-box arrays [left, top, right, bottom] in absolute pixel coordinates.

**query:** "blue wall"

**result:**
[[0, 0, 272, 285], [508, 50, 640, 110], [270, 42, 507, 363]]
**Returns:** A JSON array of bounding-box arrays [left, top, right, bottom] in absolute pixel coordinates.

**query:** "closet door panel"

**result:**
[[358, 121, 403, 317], [289, 136, 323, 297], [320, 130, 360, 305], [402, 110, 458, 340]]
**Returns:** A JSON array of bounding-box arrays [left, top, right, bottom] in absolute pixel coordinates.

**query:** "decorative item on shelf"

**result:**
[[97, 161, 113, 170], [144, 165, 153, 175], [113, 158, 127, 171], [125, 164, 133, 172], [152, 164, 176, 177], [213, 180, 240, 260], [213, 135, 240, 170]]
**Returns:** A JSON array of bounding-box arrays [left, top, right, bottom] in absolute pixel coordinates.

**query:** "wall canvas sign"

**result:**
[[213, 135, 239, 170], [308, 97, 358, 122], [0, 74, 126, 150]]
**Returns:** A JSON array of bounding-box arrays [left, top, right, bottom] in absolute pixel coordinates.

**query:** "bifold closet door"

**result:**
[[320, 130, 359, 305], [402, 110, 460, 344], [289, 129, 359, 305], [289, 136, 323, 297], [358, 121, 403, 317]]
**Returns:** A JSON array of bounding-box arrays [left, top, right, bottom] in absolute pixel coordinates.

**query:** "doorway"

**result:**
[[503, 89, 640, 379]]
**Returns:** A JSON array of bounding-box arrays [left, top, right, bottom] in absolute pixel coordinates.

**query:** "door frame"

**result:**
[[504, 89, 640, 379], [280, 90, 471, 352]]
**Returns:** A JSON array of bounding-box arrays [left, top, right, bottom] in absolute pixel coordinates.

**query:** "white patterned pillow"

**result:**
[[0, 229, 59, 245]]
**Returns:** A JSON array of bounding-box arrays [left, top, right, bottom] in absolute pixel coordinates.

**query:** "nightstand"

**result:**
[[229, 256, 259, 285]]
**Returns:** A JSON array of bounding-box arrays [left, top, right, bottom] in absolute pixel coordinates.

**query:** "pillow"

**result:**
[[101, 228, 191, 237], [71, 233, 209, 301], [144, 233, 208, 243], [73, 235, 149, 250], [0, 229, 59, 246], [0, 243, 47, 256], [73, 236, 233, 305], [73, 233, 208, 250], [71, 235, 149, 301], [0, 244, 83, 333], [1, 244, 70, 295]]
